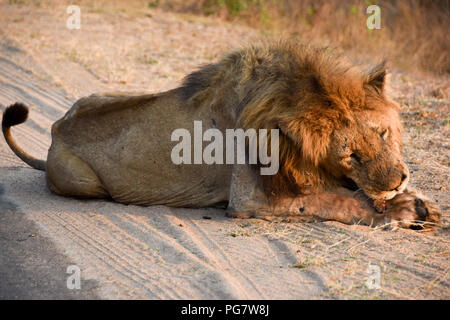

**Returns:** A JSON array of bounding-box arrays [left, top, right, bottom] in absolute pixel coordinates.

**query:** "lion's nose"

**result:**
[[401, 173, 408, 183], [392, 172, 408, 191], [390, 172, 408, 191]]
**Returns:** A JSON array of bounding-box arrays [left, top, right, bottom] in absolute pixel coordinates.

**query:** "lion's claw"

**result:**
[[385, 189, 441, 230]]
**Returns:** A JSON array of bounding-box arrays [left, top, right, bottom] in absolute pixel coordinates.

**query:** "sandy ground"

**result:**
[[0, 2, 449, 299]]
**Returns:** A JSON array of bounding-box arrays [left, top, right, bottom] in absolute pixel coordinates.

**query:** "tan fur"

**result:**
[[2, 41, 440, 230]]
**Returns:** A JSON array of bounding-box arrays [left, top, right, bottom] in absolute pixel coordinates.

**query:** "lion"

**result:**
[[2, 41, 440, 230]]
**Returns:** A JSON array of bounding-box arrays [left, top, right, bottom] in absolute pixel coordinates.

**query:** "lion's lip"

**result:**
[[341, 177, 396, 212], [364, 189, 397, 203]]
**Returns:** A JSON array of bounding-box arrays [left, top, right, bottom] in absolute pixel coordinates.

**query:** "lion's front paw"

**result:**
[[385, 189, 441, 230]]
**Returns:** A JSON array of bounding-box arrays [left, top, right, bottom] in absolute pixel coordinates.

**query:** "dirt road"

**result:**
[[0, 2, 448, 299]]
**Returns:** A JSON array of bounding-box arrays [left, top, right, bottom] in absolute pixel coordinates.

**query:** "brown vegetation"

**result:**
[[157, 0, 450, 76]]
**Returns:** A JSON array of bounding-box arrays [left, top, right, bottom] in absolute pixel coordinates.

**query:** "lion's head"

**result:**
[[239, 44, 408, 204], [325, 97, 409, 205]]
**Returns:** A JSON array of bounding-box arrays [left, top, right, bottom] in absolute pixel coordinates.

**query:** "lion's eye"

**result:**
[[350, 153, 362, 163], [380, 129, 388, 141]]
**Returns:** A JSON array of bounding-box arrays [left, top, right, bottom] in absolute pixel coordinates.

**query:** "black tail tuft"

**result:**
[[2, 102, 29, 128]]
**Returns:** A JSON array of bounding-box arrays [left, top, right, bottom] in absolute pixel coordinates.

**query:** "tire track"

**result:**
[[41, 210, 184, 299], [179, 213, 267, 299], [118, 211, 241, 298]]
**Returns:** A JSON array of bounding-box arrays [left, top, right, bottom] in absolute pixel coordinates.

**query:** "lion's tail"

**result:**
[[2, 102, 46, 171]]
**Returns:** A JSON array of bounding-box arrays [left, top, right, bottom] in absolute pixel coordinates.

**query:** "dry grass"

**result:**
[[156, 0, 450, 76], [223, 218, 450, 299], [6, 0, 448, 75]]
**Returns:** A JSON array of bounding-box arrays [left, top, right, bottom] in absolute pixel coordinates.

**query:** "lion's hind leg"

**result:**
[[46, 141, 108, 199]]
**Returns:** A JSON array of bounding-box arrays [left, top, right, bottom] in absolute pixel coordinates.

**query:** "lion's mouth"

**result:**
[[341, 177, 359, 191], [341, 177, 399, 199], [341, 177, 389, 213]]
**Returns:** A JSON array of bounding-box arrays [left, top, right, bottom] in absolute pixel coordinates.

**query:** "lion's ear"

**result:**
[[279, 115, 333, 166], [365, 61, 387, 91]]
